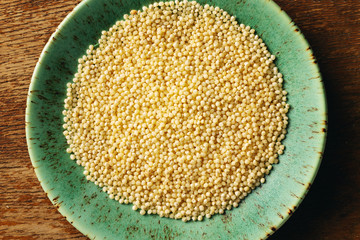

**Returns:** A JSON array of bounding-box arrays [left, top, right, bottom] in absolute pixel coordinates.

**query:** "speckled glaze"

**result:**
[[26, 0, 327, 239]]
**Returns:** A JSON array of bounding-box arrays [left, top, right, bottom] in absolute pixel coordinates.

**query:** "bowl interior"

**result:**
[[26, 0, 326, 239]]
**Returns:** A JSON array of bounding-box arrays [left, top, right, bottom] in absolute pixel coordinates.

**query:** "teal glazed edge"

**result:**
[[26, 0, 327, 239], [25, 0, 97, 238], [256, 0, 327, 237]]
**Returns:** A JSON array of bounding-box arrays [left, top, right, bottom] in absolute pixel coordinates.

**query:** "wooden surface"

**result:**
[[1, 0, 359, 239]]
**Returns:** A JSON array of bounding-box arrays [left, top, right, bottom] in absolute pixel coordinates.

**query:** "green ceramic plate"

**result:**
[[26, 0, 327, 239]]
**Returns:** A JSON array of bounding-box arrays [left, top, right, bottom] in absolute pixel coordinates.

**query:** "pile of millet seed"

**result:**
[[63, 0, 289, 222]]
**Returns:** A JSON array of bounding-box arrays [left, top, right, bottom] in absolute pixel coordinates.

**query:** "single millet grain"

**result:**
[[63, 0, 289, 222]]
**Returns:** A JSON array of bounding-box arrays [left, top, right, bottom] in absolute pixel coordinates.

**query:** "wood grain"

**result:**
[[0, 0, 359, 239]]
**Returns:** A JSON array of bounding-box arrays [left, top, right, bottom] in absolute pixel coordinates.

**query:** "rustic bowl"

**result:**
[[26, 0, 327, 239]]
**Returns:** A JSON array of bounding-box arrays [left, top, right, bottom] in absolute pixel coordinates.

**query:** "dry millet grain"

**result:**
[[63, 0, 289, 222]]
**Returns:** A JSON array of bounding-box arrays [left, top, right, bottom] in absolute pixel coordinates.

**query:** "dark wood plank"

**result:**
[[0, 0, 359, 239]]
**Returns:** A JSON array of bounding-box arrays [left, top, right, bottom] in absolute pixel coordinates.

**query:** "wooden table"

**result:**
[[1, 0, 359, 239]]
